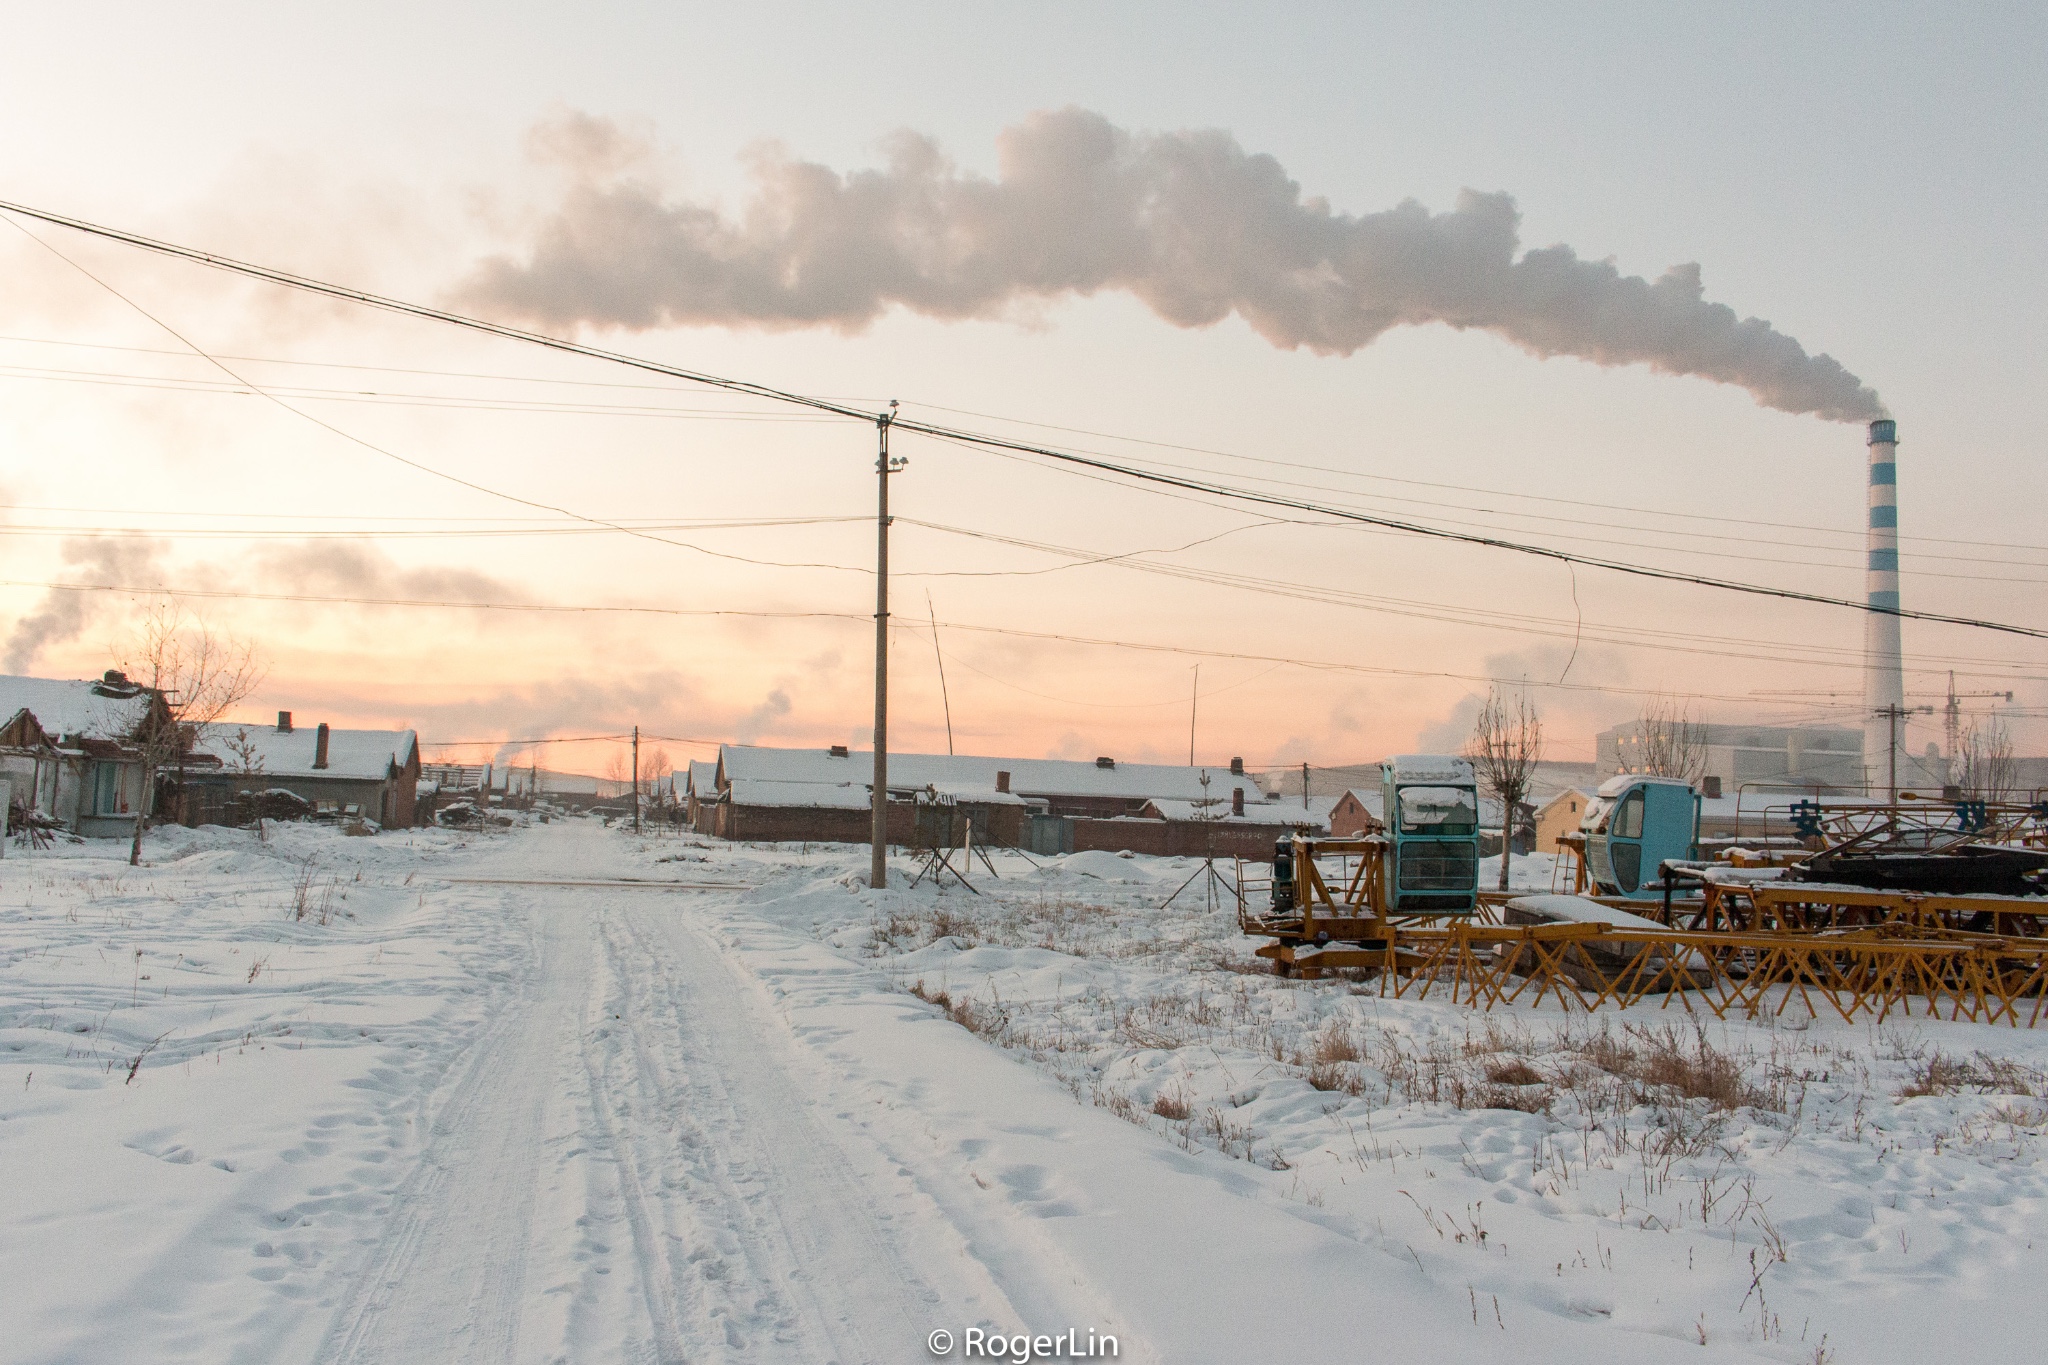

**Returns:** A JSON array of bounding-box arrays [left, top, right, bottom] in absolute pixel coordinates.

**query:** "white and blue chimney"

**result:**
[[1863, 418, 1904, 785]]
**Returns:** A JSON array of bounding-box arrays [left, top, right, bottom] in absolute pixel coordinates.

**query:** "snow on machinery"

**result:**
[[1240, 755, 1482, 976], [1236, 763, 2048, 1023]]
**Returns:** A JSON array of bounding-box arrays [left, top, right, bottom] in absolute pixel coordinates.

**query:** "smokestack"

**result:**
[[1864, 419, 1904, 790], [276, 711, 292, 733], [313, 722, 331, 770]]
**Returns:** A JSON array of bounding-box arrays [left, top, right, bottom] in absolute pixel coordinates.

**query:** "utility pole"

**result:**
[[1875, 703, 1933, 801], [1301, 761, 1310, 810], [871, 403, 902, 889], [631, 725, 640, 835], [1942, 671, 2014, 785]]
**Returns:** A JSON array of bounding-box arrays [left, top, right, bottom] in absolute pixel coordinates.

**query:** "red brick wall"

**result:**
[[1070, 818, 1297, 860], [716, 801, 919, 844], [1034, 794, 1148, 819]]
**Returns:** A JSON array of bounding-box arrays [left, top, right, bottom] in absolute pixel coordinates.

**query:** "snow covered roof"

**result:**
[[0, 674, 155, 743], [1535, 787, 1592, 817], [196, 722, 418, 781], [718, 745, 1267, 805], [1596, 773, 1697, 797], [1385, 754, 1474, 784], [1145, 798, 1309, 826], [726, 778, 873, 810], [686, 760, 718, 796]]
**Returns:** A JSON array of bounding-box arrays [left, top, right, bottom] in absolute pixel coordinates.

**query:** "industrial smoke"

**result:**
[[463, 107, 1883, 423]]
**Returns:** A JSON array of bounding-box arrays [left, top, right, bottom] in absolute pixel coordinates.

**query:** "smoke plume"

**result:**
[[462, 107, 1882, 422], [4, 537, 166, 673]]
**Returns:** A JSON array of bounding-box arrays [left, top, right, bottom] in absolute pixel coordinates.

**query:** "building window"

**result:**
[[91, 762, 124, 815]]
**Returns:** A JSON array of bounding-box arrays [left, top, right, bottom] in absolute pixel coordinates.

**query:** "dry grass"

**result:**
[[906, 978, 1008, 1040], [1484, 1057, 1545, 1087], [1305, 1060, 1365, 1095], [1561, 1020, 1779, 1112], [1897, 1049, 2046, 1098], [1151, 1090, 1193, 1121]]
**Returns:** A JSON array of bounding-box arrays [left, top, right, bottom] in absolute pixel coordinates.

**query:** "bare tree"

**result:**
[[603, 750, 629, 796], [643, 745, 672, 804], [221, 726, 267, 843], [1467, 686, 1544, 891], [123, 602, 264, 866], [1959, 715, 2018, 802], [1627, 696, 1708, 782]]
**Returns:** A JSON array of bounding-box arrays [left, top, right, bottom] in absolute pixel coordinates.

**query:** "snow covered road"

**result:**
[[315, 875, 1027, 1365]]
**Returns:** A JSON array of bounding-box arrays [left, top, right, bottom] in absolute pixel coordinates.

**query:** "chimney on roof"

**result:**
[[103, 669, 128, 685], [1229, 756, 1244, 775], [1096, 756, 1115, 769], [313, 722, 330, 770], [996, 770, 1011, 794], [1232, 788, 1245, 817], [829, 744, 849, 758], [277, 711, 292, 733]]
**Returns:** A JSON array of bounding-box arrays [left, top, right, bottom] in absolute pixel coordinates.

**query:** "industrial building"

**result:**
[[1596, 721, 1867, 794]]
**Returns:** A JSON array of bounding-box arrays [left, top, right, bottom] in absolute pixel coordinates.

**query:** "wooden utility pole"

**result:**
[[871, 403, 901, 888], [1301, 761, 1309, 809], [1874, 702, 1932, 801], [632, 725, 641, 835]]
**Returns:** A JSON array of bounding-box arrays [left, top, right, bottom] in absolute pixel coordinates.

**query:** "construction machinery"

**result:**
[[1575, 774, 1701, 901], [1240, 755, 1480, 975]]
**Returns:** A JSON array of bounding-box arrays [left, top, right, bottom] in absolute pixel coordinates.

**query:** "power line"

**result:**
[[3, 197, 2043, 641], [0, 574, 1875, 708], [8, 329, 2042, 558]]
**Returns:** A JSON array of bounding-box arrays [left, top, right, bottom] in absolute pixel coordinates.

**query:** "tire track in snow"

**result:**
[[314, 902, 581, 1365], [593, 903, 994, 1363]]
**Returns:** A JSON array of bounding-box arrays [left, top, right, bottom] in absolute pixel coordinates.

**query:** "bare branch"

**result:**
[[1466, 686, 1544, 891], [1625, 696, 1708, 782]]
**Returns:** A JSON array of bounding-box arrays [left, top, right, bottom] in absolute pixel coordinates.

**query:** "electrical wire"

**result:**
[[0, 574, 1880, 708], [3, 198, 2043, 641], [8, 329, 2042, 557]]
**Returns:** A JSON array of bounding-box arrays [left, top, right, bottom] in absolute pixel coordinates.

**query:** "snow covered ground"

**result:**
[[4, 820, 2046, 1364]]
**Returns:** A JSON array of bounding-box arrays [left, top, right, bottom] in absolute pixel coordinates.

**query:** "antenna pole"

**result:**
[[927, 591, 954, 757]]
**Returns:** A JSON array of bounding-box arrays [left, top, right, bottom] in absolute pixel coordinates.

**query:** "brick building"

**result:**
[[700, 744, 1302, 853]]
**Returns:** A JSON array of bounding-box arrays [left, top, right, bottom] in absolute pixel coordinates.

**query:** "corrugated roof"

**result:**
[[0, 674, 154, 743], [718, 744, 1267, 804], [196, 722, 417, 782]]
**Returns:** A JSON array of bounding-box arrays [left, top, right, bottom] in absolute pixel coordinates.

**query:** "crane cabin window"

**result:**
[[1397, 786, 1476, 836], [1614, 790, 1644, 840]]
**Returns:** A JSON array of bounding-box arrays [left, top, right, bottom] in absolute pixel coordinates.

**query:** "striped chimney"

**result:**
[[1863, 419, 1904, 785]]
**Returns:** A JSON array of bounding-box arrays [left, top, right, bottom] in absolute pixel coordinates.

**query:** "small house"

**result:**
[[191, 712, 422, 828], [1534, 788, 1592, 852]]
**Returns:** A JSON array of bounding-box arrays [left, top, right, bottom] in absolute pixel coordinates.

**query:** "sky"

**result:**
[[2, 2, 2045, 780]]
